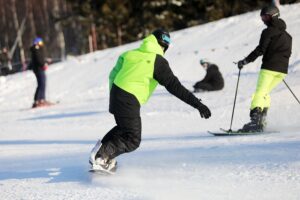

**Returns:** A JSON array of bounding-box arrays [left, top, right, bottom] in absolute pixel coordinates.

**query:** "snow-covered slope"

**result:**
[[0, 4, 300, 200]]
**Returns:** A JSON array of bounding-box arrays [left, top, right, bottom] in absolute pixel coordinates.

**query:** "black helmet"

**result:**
[[260, 5, 280, 18], [152, 29, 171, 52]]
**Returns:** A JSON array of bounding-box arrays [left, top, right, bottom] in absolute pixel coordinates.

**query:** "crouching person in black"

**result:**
[[193, 59, 224, 93]]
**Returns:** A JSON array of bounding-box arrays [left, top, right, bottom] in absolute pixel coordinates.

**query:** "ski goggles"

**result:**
[[200, 59, 208, 65], [162, 34, 171, 45]]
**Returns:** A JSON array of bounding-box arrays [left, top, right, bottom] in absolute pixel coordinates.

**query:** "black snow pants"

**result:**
[[99, 115, 142, 160], [194, 82, 215, 91], [34, 69, 46, 101]]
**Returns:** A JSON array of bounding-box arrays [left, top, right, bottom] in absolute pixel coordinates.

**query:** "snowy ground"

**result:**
[[1, 4, 300, 200]]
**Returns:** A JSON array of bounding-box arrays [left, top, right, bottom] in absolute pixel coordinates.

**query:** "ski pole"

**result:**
[[228, 67, 241, 133], [283, 80, 300, 104]]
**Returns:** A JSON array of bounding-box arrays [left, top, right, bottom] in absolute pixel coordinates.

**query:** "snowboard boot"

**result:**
[[89, 139, 102, 165], [89, 140, 117, 173], [239, 107, 264, 132], [92, 156, 117, 173]]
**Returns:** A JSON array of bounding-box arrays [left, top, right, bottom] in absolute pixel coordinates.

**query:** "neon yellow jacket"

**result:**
[[109, 35, 164, 105]]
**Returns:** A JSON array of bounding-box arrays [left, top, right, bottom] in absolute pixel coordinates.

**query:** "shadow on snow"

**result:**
[[20, 111, 105, 121]]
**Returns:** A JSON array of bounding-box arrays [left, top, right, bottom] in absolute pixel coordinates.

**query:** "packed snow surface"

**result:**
[[0, 4, 300, 200]]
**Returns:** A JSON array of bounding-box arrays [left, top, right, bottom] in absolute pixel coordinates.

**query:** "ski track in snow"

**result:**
[[0, 4, 300, 200]]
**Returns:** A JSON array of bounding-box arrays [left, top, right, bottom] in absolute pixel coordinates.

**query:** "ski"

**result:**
[[32, 100, 60, 109], [208, 128, 278, 136]]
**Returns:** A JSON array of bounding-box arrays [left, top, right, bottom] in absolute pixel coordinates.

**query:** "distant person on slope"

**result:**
[[237, 5, 292, 132], [0, 47, 12, 75], [193, 59, 224, 93], [89, 29, 211, 173], [29, 37, 53, 108]]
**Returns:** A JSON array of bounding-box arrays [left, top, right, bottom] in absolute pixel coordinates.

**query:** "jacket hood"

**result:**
[[139, 35, 164, 56], [270, 18, 286, 31]]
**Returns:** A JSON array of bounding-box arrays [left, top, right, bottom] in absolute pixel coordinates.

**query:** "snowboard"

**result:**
[[89, 168, 115, 175], [89, 163, 117, 175], [208, 128, 278, 136]]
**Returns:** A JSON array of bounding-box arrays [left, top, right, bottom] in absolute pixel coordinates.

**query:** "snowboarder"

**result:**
[[89, 29, 211, 173], [193, 59, 224, 93], [30, 37, 52, 108], [237, 5, 292, 132]]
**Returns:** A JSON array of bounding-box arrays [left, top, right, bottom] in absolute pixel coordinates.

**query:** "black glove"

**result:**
[[197, 101, 211, 119], [237, 59, 248, 69]]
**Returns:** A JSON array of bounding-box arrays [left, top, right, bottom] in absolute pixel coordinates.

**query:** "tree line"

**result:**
[[0, 0, 298, 74]]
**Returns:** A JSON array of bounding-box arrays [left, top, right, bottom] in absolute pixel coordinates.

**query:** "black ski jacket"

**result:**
[[30, 45, 46, 72], [110, 55, 202, 117], [245, 18, 292, 74]]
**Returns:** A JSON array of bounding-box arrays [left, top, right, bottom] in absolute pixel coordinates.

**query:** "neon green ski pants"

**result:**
[[251, 69, 286, 110]]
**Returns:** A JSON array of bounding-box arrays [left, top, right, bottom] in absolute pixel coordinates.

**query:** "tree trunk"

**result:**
[[91, 23, 97, 51], [42, 0, 50, 42], [273, 0, 280, 7], [101, 34, 108, 50], [88, 34, 93, 53], [11, 0, 26, 70], [0, 0, 9, 48], [117, 24, 122, 46], [26, 0, 36, 42], [53, 0, 66, 60]]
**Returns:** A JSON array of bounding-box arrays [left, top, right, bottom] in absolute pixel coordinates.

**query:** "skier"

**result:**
[[89, 29, 211, 173], [193, 59, 224, 93], [237, 5, 292, 132], [30, 37, 52, 108]]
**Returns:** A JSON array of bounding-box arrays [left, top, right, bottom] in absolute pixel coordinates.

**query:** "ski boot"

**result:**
[[239, 107, 264, 132], [32, 100, 45, 108], [32, 99, 55, 108], [40, 99, 55, 106], [32, 101, 39, 108]]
